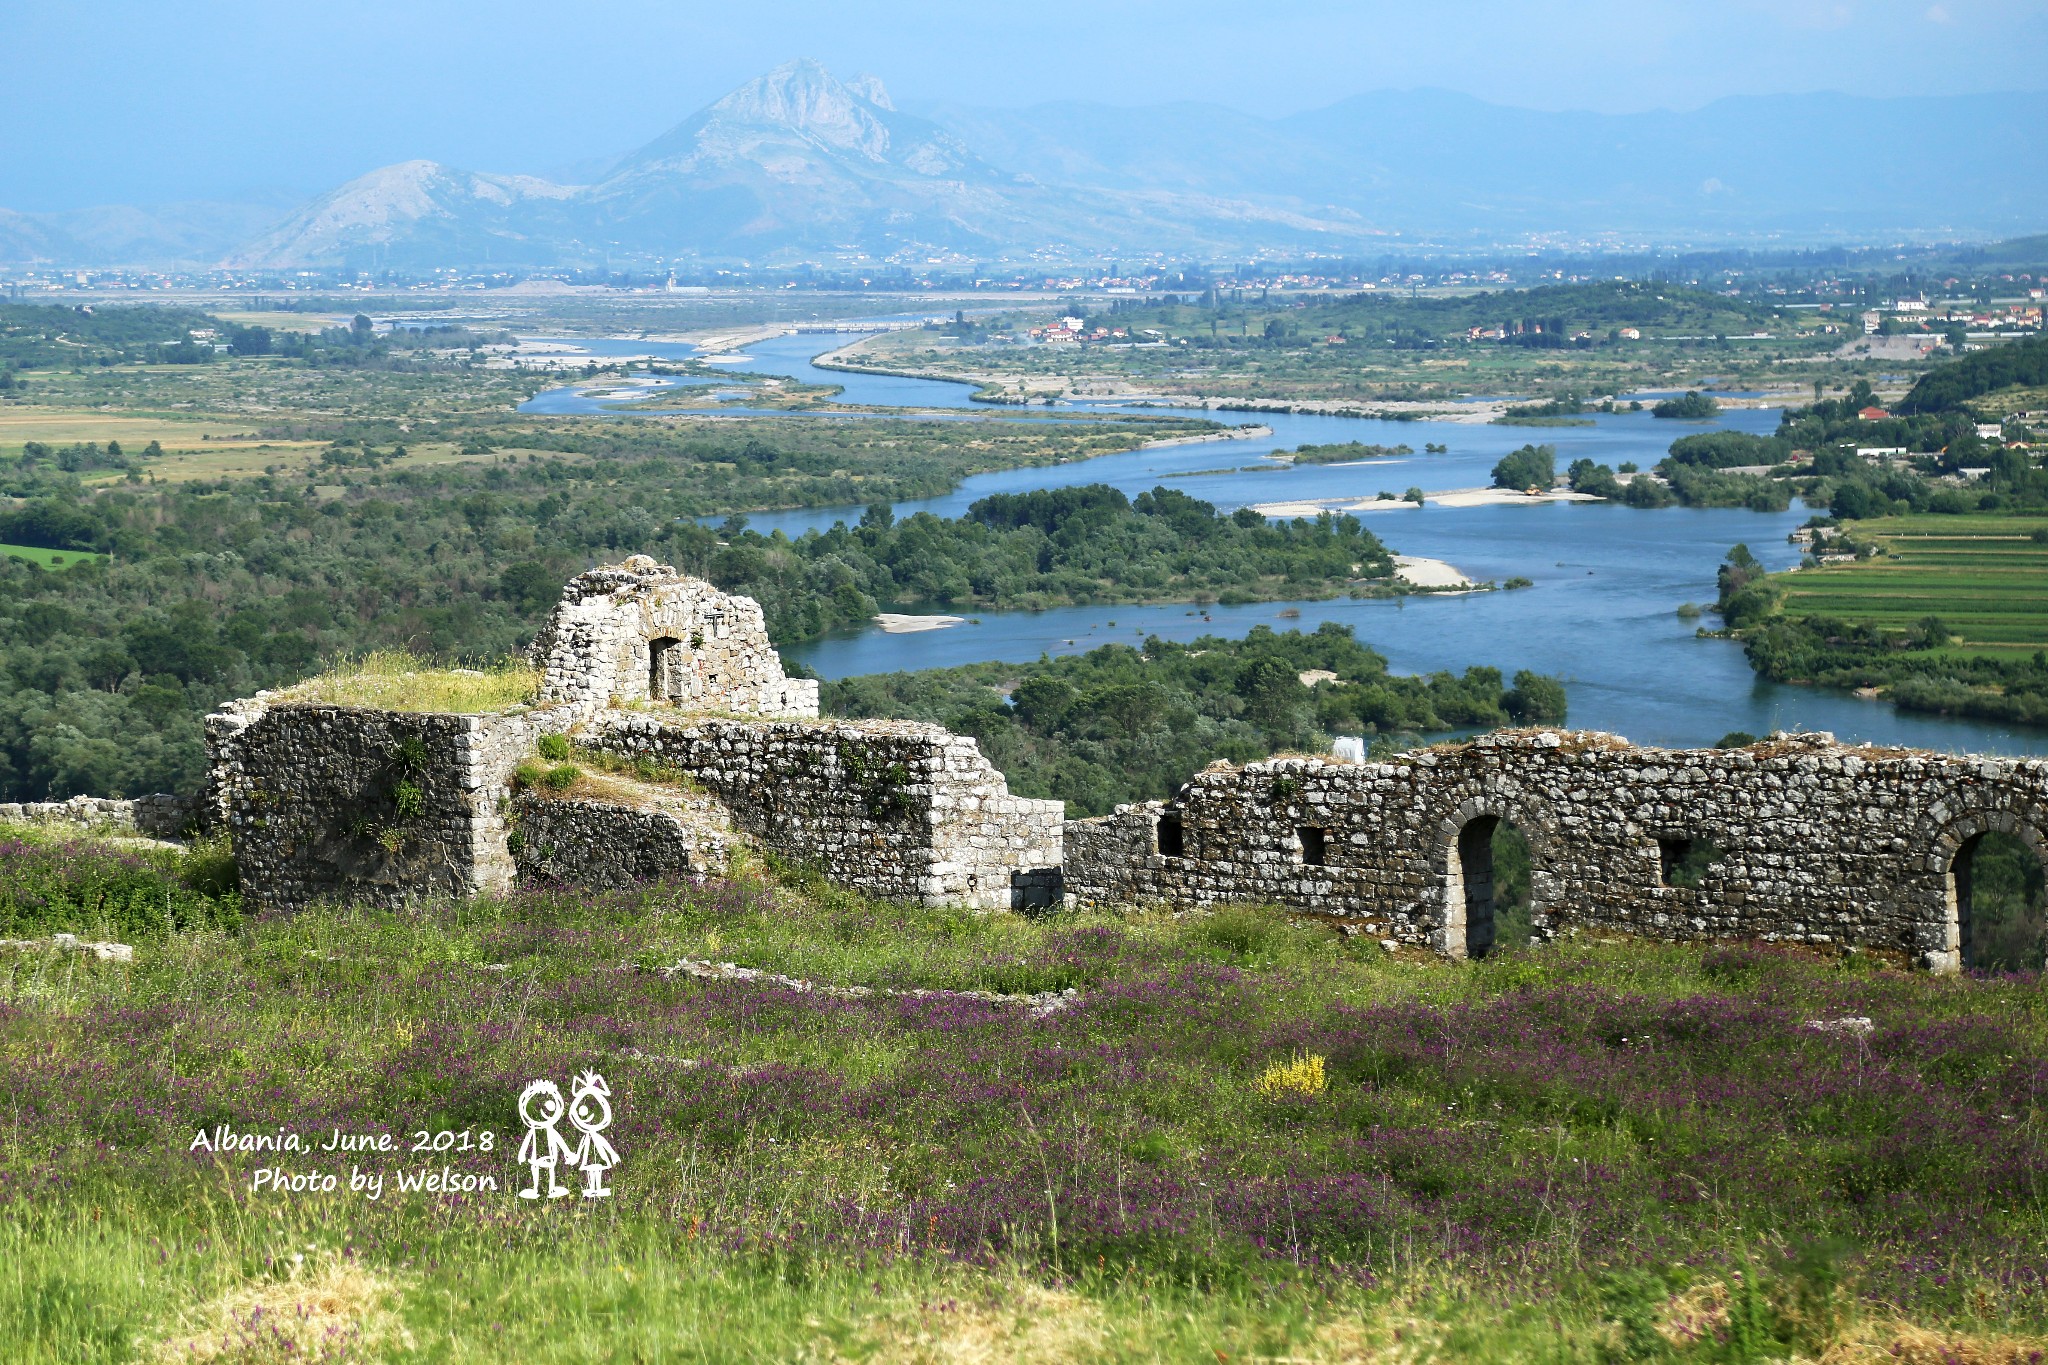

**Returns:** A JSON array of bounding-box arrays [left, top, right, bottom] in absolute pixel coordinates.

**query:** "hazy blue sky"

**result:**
[[5, 0, 2042, 210]]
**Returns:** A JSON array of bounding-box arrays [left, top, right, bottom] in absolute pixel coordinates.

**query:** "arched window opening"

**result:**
[[1952, 831, 2047, 972], [648, 636, 681, 703], [1452, 816, 1534, 959]]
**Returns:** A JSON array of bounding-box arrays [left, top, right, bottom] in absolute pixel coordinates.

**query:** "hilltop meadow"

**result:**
[[5, 828, 2048, 1363]]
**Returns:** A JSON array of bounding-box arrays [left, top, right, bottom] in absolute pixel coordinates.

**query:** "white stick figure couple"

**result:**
[[517, 1071, 618, 1200]]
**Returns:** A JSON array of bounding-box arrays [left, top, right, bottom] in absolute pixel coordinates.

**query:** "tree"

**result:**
[[498, 561, 559, 613], [1566, 459, 1621, 498], [1652, 390, 1720, 419], [1491, 444, 1556, 491], [1235, 655, 1309, 728], [1503, 670, 1567, 723]]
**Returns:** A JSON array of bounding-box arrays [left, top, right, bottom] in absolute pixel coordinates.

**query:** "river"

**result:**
[[517, 330, 2047, 756]]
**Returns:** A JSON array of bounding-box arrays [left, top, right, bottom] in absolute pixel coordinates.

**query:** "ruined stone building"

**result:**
[[197, 558, 2046, 972], [206, 558, 1063, 915]]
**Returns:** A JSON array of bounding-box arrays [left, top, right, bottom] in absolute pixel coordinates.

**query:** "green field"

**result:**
[[6, 830, 2048, 1362], [0, 542, 107, 570], [1779, 514, 2048, 660]]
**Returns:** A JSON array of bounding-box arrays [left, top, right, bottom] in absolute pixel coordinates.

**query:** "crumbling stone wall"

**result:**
[[206, 699, 574, 913], [582, 713, 1065, 909], [528, 556, 818, 721], [511, 789, 736, 890], [1062, 729, 2048, 970], [0, 794, 199, 839], [205, 560, 1061, 913]]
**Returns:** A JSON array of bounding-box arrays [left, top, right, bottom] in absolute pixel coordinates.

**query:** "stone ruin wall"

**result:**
[[528, 557, 818, 721], [510, 790, 736, 890], [1062, 729, 2048, 970], [206, 699, 575, 913], [581, 713, 1065, 910], [0, 794, 199, 841], [183, 555, 2048, 959], [203, 560, 1060, 914]]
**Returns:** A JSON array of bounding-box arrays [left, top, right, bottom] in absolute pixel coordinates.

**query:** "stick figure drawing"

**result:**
[[516, 1079, 575, 1200], [566, 1071, 619, 1199]]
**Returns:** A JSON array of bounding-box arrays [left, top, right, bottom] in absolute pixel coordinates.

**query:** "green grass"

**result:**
[[1779, 514, 2048, 660], [0, 542, 107, 569], [275, 650, 540, 714], [4, 842, 2047, 1362]]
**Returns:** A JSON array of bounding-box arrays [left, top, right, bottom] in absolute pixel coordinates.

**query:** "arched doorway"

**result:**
[[1951, 830, 2047, 972], [1447, 815, 1535, 959]]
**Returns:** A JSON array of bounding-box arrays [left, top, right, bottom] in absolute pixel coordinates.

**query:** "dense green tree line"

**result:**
[[0, 302, 223, 370], [1088, 281, 1786, 352], [821, 623, 1566, 816], [1897, 333, 2048, 414], [0, 302, 511, 380], [1651, 390, 1721, 419]]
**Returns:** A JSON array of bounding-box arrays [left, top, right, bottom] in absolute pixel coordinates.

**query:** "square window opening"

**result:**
[[1657, 837, 1691, 886], [1297, 826, 1328, 866], [1658, 836, 1723, 889], [1155, 811, 1184, 858]]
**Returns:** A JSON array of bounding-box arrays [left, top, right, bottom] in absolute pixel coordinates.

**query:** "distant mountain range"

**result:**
[[4, 61, 2043, 268]]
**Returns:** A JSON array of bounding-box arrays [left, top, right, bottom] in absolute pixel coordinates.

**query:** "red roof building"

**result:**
[[1858, 406, 1890, 420]]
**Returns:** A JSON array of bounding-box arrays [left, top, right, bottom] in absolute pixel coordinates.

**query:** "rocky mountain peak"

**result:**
[[706, 58, 893, 158], [848, 72, 895, 111]]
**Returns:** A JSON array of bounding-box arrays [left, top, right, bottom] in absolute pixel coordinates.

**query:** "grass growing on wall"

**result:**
[[276, 650, 540, 714], [4, 838, 2048, 1359]]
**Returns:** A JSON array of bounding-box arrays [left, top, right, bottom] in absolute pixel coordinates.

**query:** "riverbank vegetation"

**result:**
[[7, 842, 2048, 1361], [1718, 524, 2048, 727], [1701, 335, 2048, 725], [822, 623, 1565, 815]]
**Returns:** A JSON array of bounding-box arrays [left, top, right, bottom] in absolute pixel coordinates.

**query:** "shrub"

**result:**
[[537, 733, 572, 761], [542, 764, 581, 791], [0, 826, 241, 939], [1253, 1052, 1328, 1100]]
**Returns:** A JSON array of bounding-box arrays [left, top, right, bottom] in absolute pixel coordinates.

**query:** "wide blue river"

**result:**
[[520, 330, 2046, 756]]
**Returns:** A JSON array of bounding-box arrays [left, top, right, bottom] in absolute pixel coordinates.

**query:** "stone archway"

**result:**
[[1435, 792, 1553, 960], [1924, 808, 2048, 973]]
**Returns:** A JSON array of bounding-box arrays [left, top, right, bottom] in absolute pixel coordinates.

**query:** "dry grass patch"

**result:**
[[1820, 1320, 2048, 1364], [276, 650, 538, 714], [152, 1252, 406, 1363], [849, 1282, 1107, 1364]]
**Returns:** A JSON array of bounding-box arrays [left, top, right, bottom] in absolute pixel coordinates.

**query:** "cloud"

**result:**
[[1926, 3, 1953, 20]]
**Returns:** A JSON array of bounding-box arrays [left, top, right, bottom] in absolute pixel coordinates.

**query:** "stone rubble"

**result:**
[[654, 957, 1080, 1017], [1, 934, 135, 963]]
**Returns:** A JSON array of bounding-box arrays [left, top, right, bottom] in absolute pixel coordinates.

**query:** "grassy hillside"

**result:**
[[5, 836, 2047, 1362]]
